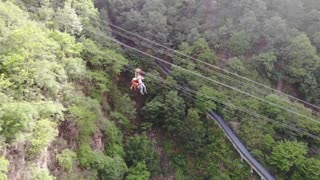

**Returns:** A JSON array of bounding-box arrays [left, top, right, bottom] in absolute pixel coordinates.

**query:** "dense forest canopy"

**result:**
[[0, 0, 320, 179], [108, 0, 320, 104]]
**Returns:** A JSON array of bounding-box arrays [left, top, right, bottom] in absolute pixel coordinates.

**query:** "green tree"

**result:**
[[226, 57, 246, 75], [162, 91, 186, 133], [0, 23, 65, 98], [63, 57, 86, 80], [35, 0, 55, 24], [0, 157, 8, 180], [294, 158, 320, 180], [125, 134, 156, 166], [72, 0, 102, 38], [142, 96, 166, 126], [269, 141, 307, 173], [28, 119, 58, 155], [55, 1, 82, 35], [112, 92, 136, 120], [165, 0, 206, 44], [143, 90, 186, 133], [283, 33, 320, 82], [56, 149, 77, 172], [253, 51, 278, 80], [126, 162, 150, 180], [31, 167, 56, 180], [0, 1, 28, 35], [196, 86, 226, 112], [238, 10, 261, 43], [0, 102, 35, 140], [228, 31, 250, 56], [77, 144, 96, 168], [174, 38, 216, 69], [110, 0, 169, 43], [94, 153, 127, 180], [104, 121, 125, 157], [49, 30, 83, 58], [300, 70, 320, 104], [81, 39, 128, 75], [263, 16, 295, 51], [109, 88, 136, 130], [181, 109, 205, 153], [191, 38, 216, 65]]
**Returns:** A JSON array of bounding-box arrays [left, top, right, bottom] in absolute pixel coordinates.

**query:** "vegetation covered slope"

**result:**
[[104, 0, 320, 179], [0, 0, 320, 180], [0, 0, 132, 179]]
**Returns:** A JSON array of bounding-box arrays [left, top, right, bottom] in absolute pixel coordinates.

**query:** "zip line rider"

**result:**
[[130, 68, 147, 95]]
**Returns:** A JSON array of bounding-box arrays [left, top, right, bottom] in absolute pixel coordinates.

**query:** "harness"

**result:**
[[130, 79, 140, 90]]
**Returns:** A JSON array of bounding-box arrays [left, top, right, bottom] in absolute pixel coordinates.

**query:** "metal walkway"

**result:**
[[208, 112, 275, 180]]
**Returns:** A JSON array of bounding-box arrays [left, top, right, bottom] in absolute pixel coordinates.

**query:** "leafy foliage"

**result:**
[[56, 149, 77, 172], [126, 162, 150, 180], [55, 1, 82, 35], [295, 158, 320, 180], [0, 157, 8, 180], [28, 119, 58, 155], [228, 31, 250, 56], [269, 141, 307, 173], [125, 134, 156, 166], [31, 167, 56, 180], [227, 57, 247, 75], [283, 34, 320, 82]]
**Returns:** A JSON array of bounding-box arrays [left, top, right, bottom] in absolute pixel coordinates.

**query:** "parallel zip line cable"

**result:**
[[109, 27, 320, 115], [108, 22, 320, 112], [110, 29, 272, 95], [102, 35, 320, 125], [112, 30, 301, 108], [118, 61, 320, 140], [84, 24, 318, 136], [109, 53, 320, 140], [122, 66, 289, 141], [88, 21, 316, 116]]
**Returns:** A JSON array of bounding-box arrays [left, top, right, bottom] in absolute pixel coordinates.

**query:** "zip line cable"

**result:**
[[89, 22, 319, 116], [85, 25, 320, 138], [102, 35, 320, 125], [109, 26, 320, 116], [119, 63, 320, 140], [110, 28, 312, 113], [112, 55, 320, 140], [126, 65, 289, 140], [108, 22, 320, 112]]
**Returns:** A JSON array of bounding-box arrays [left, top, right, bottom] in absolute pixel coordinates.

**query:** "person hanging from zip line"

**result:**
[[137, 73, 147, 95], [130, 68, 147, 95]]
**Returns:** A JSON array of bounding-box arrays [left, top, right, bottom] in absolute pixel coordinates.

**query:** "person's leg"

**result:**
[[140, 83, 147, 95], [140, 84, 144, 95], [143, 84, 147, 94]]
